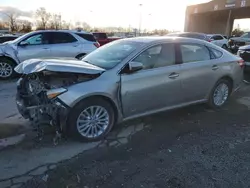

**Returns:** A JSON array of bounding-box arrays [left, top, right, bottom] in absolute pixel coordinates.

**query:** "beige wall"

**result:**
[[185, 0, 250, 35]]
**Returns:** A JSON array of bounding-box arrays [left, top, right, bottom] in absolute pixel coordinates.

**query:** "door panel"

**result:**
[[179, 61, 219, 102], [121, 65, 181, 118], [178, 43, 221, 103], [49, 32, 81, 58], [17, 45, 51, 62], [17, 33, 51, 62]]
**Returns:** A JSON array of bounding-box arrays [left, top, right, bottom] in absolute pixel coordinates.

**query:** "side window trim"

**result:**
[[206, 46, 223, 59], [119, 42, 178, 74]]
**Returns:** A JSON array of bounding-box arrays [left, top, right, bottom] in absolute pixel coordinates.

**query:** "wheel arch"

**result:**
[[0, 55, 18, 65], [219, 75, 233, 91], [69, 94, 121, 124]]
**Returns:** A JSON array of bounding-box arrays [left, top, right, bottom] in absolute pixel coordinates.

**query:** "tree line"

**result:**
[[0, 7, 172, 35]]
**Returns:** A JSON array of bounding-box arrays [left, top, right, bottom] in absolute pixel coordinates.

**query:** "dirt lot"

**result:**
[[18, 83, 250, 188]]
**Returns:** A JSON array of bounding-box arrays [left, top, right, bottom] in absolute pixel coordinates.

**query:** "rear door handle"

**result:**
[[212, 65, 219, 70], [42, 47, 49, 50], [168, 72, 179, 79]]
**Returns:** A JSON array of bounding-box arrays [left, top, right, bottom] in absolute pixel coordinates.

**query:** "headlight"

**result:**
[[47, 88, 67, 99]]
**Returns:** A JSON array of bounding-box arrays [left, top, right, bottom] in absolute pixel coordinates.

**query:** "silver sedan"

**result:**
[[15, 37, 244, 141]]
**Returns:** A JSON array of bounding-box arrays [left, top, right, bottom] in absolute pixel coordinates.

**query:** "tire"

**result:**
[[0, 57, 16, 79], [68, 98, 115, 141], [75, 53, 86, 60], [207, 79, 232, 109]]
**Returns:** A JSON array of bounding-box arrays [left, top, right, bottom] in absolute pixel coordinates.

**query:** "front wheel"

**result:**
[[68, 98, 115, 141], [0, 58, 16, 79], [207, 79, 232, 109]]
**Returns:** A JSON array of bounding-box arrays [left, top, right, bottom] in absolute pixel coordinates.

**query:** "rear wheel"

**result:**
[[0, 58, 16, 79], [207, 79, 232, 109], [68, 98, 115, 141]]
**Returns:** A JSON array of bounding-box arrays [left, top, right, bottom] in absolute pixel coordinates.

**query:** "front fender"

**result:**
[[0, 43, 20, 64]]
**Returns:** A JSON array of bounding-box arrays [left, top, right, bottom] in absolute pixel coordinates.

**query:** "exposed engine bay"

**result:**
[[16, 71, 100, 143]]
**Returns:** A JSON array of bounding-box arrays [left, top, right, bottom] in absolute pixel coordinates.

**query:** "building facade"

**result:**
[[185, 0, 250, 35]]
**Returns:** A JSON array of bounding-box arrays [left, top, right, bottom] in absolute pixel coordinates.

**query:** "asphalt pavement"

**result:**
[[18, 83, 250, 188]]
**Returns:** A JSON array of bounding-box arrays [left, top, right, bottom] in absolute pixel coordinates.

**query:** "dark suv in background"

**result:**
[[228, 32, 250, 53]]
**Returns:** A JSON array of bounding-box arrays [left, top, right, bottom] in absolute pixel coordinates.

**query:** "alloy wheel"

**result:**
[[76, 105, 109, 138], [213, 83, 229, 106], [0, 62, 13, 78]]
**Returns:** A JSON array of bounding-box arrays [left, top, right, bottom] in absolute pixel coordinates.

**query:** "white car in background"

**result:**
[[206, 34, 228, 49]]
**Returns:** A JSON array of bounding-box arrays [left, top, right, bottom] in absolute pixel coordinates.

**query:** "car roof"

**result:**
[[30, 30, 92, 35], [118, 36, 208, 44], [168, 32, 206, 36]]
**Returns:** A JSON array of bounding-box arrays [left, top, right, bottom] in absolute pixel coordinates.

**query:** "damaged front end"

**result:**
[[15, 59, 104, 140]]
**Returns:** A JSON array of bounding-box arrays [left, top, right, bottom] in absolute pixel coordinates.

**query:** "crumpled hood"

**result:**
[[14, 58, 105, 74]]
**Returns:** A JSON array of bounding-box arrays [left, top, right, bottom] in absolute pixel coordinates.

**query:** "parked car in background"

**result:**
[[166, 32, 207, 40], [228, 32, 250, 53], [206, 34, 228, 49], [0, 35, 19, 44], [15, 37, 244, 141], [92, 32, 121, 46], [0, 30, 99, 79], [237, 45, 250, 73]]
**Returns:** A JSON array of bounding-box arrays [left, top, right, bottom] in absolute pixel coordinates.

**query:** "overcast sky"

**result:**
[[0, 0, 249, 31]]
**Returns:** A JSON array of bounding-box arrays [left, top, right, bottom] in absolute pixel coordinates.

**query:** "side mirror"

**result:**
[[19, 41, 29, 46], [129, 61, 143, 72]]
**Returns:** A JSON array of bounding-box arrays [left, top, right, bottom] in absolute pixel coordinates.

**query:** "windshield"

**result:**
[[82, 40, 144, 69], [9, 32, 32, 43], [240, 33, 249, 38]]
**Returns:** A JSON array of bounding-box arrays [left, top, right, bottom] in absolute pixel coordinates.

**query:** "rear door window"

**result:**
[[180, 44, 210, 63], [76, 33, 96, 42], [50, 32, 77, 44]]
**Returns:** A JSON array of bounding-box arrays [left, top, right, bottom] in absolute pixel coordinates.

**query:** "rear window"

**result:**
[[208, 47, 223, 59], [93, 33, 107, 40], [76, 33, 96, 42]]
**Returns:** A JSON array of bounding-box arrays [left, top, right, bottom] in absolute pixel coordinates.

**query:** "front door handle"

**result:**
[[212, 65, 219, 70], [168, 72, 179, 79], [42, 47, 49, 50]]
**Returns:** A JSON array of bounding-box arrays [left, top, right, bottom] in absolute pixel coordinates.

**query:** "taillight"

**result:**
[[238, 59, 245, 68], [94, 42, 100, 48], [208, 39, 212, 42]]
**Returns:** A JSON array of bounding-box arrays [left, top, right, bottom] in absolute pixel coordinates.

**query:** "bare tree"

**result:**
[[35, 7, 51, 30], [17, 20, 32, 32], [0, 11, 19, 32], [75, 21, 91, 31], [0, 21, 7, 29], [61, 20, 71, 30], [49, 14, 62, 29]]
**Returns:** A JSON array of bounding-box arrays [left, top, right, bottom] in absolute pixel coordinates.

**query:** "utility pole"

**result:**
[[138, 3, 143, 36]]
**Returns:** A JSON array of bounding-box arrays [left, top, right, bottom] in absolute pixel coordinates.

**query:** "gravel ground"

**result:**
[[19, 84, 250, 188]]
